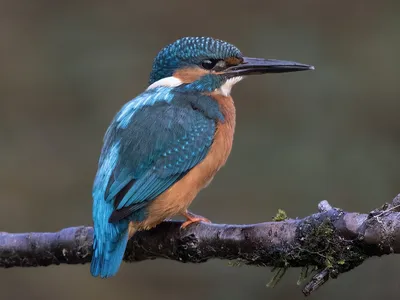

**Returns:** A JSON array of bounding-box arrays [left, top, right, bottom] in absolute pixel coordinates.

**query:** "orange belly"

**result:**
[[132, 94, 236, 231]]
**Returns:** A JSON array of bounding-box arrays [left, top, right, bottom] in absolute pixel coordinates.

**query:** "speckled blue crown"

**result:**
[[149, 37, 242, 84]]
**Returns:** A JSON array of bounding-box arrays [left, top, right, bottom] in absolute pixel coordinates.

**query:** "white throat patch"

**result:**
[[146, 76, 183, 90], [216, 76, 243, 96]]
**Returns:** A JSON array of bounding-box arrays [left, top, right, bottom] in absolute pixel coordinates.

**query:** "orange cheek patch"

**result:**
[[225, 56, 243, 67], [173, 67, 209, 83]]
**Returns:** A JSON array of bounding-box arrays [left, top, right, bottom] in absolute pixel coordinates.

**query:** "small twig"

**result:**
[[318, 200, 332, 212], [302, 268, 329, 296], [373, 204, 400, 219], [390, 194, 400, 211]]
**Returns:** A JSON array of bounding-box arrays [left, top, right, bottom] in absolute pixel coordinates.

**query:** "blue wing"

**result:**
[[95, 87, 222, 223]]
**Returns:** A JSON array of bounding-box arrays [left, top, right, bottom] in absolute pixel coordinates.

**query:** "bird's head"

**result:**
[[148, 37, 313, 96]]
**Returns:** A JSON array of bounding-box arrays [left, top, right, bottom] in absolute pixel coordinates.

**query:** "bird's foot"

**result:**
[[181, 210, 211, 229]]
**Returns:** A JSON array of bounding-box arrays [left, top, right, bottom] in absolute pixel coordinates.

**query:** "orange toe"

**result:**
[[181, 217, 211, 229], [181, 211, 211, 229]]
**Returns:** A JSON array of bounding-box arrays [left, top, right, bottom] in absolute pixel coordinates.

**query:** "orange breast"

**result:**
[[135, 94, 236, 230]]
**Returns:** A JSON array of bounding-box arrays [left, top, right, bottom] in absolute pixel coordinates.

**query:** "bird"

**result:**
[[90, 36, 314, 278]]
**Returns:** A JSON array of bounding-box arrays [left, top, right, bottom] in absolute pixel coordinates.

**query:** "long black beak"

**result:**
[[225, 57, 314, 77]]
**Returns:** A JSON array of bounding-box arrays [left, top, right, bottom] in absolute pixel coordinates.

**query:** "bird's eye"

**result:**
[[201, 59, 219, 70]]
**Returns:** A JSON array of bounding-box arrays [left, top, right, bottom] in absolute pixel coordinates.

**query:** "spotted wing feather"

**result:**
[[98, 89, 217, 223]]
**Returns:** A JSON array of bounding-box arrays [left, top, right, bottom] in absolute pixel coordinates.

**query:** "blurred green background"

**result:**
[[1, 1, 400, 299]]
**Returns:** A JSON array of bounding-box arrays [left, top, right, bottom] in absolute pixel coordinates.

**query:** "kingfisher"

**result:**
[[90, 36, 313, 278]]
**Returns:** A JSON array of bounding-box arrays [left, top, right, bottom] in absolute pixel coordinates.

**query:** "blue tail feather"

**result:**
[[91, 221, 129, 278], [91, 140, 130, 278]]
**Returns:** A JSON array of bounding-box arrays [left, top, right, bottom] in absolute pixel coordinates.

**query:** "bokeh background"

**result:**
[[1, 1, 400, 299]]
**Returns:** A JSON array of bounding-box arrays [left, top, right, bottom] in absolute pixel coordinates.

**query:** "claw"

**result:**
[[181, 210, 211, 229]]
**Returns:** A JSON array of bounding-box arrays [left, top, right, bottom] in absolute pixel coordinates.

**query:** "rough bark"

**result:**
[[2, 195, 400, 296]]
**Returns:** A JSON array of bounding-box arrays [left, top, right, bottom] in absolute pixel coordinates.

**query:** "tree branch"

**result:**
[[2, 195, 400, 296]]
